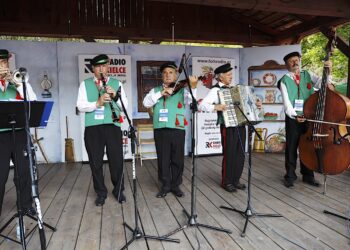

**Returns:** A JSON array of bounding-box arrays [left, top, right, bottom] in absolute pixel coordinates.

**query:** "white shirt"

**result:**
[[143, 84, 196, 108], [279, 71, 326, 119], [76, 76, 128, 113], [0, 80, 37, 101], [198, 81, 233, 112]]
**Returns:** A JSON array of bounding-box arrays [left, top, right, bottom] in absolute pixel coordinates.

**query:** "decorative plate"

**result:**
[[262, 73, 277, 86], [251, 78, 261, 86]]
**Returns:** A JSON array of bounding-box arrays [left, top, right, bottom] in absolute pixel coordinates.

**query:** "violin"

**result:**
[[167, 76, 205, 95]]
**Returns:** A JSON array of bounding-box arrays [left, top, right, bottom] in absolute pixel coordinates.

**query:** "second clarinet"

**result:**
[[100, 73, 119, 122]]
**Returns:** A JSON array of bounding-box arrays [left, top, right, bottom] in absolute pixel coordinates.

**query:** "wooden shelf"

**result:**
[[262, 102, 283, 105], [252, 85, 278, 88], [139, 138, 155, 144]]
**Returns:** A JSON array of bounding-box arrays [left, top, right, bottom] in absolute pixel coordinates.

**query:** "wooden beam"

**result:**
[[274, 17, 349, 44], [150, 0, 350, 18], [83, 37, 96, 42], [320, 27, 350, 58], [0, 22, 273, 46], [230, 12, 279, 36]]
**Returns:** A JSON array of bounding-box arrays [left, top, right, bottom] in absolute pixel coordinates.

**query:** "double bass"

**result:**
[[299, 31, 350, 175]]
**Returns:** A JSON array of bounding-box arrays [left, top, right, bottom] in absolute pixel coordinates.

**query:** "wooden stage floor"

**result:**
[[0, 153, 349, 249]]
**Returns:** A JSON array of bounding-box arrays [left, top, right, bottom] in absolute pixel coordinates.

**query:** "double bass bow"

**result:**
[[299, 29, 350, 176]]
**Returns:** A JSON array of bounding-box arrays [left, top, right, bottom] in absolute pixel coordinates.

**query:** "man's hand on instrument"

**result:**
[[296, 115, 306, 123], [105, 85, 116, 98], [324, 60, 332, 71], [189, 75, 198, 89], [214, 104, 227, 111], [161, 87, 173, 97], [96, 93, 111, 107]]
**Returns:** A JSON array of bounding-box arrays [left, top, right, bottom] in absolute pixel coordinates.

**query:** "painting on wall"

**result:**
[[137, 61, 168, 113]]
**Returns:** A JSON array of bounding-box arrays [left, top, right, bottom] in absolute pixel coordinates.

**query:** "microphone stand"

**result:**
[[0, 70, 56, 249], [323, 210, 349, 221], [21, 70, 54, 249], [220, 101, 282, 237], [118, 88, 179, 250], [164, 54, 232, 238]]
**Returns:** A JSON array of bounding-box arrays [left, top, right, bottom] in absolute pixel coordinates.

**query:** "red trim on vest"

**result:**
[[15, 92, 23, 100], [184, 118, 188, 126], [175, 117, 180, 126], [221, 125, 227, 186]]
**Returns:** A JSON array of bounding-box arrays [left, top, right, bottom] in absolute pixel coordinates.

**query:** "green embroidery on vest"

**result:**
[[281, 71, 314, 115], [152, 86, 186, 130], [84, 77, 121, 127]]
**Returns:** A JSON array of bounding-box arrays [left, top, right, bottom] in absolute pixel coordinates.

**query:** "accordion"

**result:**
[[218, 85, 263, 127]]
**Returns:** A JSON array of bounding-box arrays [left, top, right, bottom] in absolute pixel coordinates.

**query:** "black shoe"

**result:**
[[235, 183, 246, 190], [302, 177, 320, 187], [283, 179, 294, 188], [156, 189, 169, 198], [112, 191, 126, 204], [118, 193, 126, 204], [171, 187, 184, 197], [284, 174, 297, 181], [95, 196, 106, 206], [23, 207, 36, 216], [223, 184, 237, 193]]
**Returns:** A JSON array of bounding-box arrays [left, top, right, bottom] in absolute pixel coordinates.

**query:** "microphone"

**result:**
[[178, 53, 186, 73], [114, 86, 121, 102], [233, 101, 240, 106], [116, 85, 121, 97], [19, 67, 27, 74]]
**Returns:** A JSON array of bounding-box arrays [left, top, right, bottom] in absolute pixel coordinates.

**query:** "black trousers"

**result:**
[[84, 124, 124, 198], [285, 116, 314, 181], [0, 130, 32, 216], [154, 128, 185, 191], [220, 125, 246, 187]]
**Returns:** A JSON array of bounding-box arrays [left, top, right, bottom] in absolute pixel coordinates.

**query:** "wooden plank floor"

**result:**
[[0, 154, 349, 250]]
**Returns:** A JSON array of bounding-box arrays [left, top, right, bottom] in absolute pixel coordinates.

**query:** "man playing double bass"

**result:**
[[278, 51, 333, 188]]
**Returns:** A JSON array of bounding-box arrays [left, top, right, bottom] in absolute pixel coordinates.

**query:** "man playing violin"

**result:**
[[199, 63, 262, 193], [143, 61, 197, 198], [278, 51, 333, 188], [77, 54, 128, 206], [0, 49, 37, 216]]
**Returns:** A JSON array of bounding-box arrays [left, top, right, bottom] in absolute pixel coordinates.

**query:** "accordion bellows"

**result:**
[[218, 85, 263, 127]]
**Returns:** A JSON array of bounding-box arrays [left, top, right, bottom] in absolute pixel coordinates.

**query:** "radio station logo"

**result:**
[[84, 57, 127, 77], [205, 141, 221, 148]]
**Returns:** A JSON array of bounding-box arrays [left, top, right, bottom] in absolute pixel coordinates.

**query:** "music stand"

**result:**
[[220, 102, 282, 237], [0, 101, 56, 249]]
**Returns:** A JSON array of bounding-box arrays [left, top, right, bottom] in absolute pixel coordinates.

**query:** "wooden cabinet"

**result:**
[[248, 60, 288, 153], [248, 60, 288, 122]]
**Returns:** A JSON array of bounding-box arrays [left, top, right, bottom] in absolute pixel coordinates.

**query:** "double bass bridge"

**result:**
[[312, 133, 329, 137]]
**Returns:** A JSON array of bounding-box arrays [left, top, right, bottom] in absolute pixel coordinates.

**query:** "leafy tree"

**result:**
[[301, 23, 350, 82]]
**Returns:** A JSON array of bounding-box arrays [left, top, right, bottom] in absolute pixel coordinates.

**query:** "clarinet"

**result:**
[[100, 73, 119, 122]]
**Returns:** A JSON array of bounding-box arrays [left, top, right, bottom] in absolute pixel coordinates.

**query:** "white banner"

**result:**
[[192, 57, 236, 155], [78, 54, 132, 160]]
